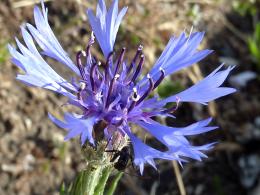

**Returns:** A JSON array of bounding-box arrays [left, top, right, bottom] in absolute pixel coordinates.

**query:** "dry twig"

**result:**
[[172, 160, 186, 195], [160, 117, 187, 195], [11, 0, 53, 8]]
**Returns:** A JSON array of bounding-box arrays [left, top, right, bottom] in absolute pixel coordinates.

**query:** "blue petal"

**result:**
[[154, 64, 236, 106], [8, 1, 78, 97], [26, 1, 79, 75], [87, 0, 128, 58], [137, 118, 217, 139], [136, 118, 217, 161], [17, 74, 75, 99], [173, 142, 217, 162], [49, 113, 96, 145], [8, 28, 76, 98], [8, 31, 76, 98], [124, 128, 180, 175], [148, 31, 212, 80]]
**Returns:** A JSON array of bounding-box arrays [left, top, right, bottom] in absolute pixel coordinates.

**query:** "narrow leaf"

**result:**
[[106, 172, 123, 195]]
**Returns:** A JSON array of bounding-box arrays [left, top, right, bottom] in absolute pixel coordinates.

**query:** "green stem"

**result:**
[[60, 141, 123, 195]]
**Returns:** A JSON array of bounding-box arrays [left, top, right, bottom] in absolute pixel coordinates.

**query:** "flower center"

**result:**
[[75, 42, 166, 125]]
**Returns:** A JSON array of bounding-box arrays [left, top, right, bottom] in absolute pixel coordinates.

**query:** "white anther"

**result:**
[[138, 45, 143, 50], [115, 74, 120, 79], [132, 87, 139, 101], [91, 31, 95, 40], [159, 67, 165, 74], [147, 74, 151, 79], [98, 61, 101, 66], [95, 92, 103, 102], [79, 82, 86, 90], [81, 50, 87, 57], [132, 94, 140, 102]]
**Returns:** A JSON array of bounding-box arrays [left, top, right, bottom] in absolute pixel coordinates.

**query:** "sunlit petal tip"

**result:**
[[87, 0, 127, 57]]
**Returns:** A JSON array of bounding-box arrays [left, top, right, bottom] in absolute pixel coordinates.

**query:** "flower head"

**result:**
[[9, 0, 236, 174]]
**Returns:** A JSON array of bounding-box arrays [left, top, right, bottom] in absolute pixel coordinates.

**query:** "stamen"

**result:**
[[96, 61, 103, 80], [77, 82, 86, 100], [128, 88, 140, 112], [95, 62, 102, 80], [90, 31, 95, 44], [114, 47, 126, 75], [105, 74, 120, 108], [136, 74, 154, 105], [153, 67, 165, 89], [86, 31, 95, 54], [127, 45, 143, 75], [105, 52, 114, 82], [82, 51, 87, 57], [163, 96, 181, 113], [132, 88, 140, 102], [79, 82, 86, 91], [131, 54, 145, 83], [90, 61, 97, 92], [114, 119, 124, 127], [76, 51, 87, 80]]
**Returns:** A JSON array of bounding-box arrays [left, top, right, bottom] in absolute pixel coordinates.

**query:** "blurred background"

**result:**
[[0, 0, 260, 194]]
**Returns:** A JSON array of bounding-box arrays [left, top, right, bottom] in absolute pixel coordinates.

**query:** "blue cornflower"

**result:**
[[9, 0, 236, 174]]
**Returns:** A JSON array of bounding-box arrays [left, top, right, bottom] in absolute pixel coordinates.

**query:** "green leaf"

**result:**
[[248, 38, 259, 57], [60, 182, 68, 195], [59, 140, 121, 195], [255, 23, 260, 44], [66, 165, 115, 195], [248, 22, 260, 70], [60, 182, 65, 195], [69, 170, 90, 195], [105, 172, 123, 195], [94, 166, 113, 195]]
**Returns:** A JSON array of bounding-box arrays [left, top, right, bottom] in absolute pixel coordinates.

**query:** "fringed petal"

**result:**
[[152, 64, 236, 107], [136, 118, 217, 162], [49, 113, 96, 145], [124, 126, 181, 175], [87, 0, 127, 57], [25, 0, 79, 75], [138, 31, 212, 85], [8, 27, 76, 98]]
